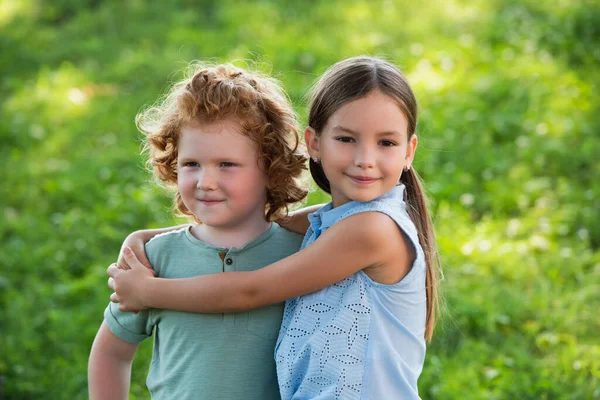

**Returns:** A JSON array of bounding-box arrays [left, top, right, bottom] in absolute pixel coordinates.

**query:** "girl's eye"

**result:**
[[184, 161, 199, 167], [220, 162, 236, 168], [379, 140, 397, 147], [335, 136, 355, 143]]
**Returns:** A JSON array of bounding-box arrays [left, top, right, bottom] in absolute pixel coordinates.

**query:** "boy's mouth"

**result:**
[[197, 199, 224, 206]]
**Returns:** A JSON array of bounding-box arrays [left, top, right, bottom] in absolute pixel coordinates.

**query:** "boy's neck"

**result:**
[[191, 218, 272, 249]]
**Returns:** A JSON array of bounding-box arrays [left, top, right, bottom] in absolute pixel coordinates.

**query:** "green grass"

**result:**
[[1, 0, 599, 398]]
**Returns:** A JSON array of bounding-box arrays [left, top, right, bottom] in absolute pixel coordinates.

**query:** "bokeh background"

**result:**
[[1, 0, 599, 398]]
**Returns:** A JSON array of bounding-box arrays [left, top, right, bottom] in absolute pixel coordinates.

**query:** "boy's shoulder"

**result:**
[[145, 227, 190, 254], [143, 227, 195, 276], [244, 223, 303, 264], [270, 223, 304, 247]]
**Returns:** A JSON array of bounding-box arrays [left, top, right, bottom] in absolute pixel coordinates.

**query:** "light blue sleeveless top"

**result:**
[[275, 185, 427, 400]]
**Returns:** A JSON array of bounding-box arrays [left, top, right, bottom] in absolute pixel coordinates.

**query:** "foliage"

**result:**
[[1, 0, 598, 398]]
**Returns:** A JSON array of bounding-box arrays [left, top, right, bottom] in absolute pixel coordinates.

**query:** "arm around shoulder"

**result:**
[[88, 321, 139, 400], [144, 211, 395, 312], [246, 211, 402, 303]]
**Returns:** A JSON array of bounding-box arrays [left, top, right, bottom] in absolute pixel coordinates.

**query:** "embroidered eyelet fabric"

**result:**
[[275, 185, 427, 400]]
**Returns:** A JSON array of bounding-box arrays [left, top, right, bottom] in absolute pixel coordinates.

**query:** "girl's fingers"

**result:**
[[107, 263, 129, 277], [110, 292, 120, 303], [123, 247, 155, 275], [123, 247, 140, 267], [122, 246, 156, 275], [117, 262, 131, 270], [107, 263, 119, 278], [108, 277, 115, 290]]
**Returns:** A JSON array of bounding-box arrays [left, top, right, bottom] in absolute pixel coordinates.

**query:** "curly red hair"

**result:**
[[137, 63, 308, 222]]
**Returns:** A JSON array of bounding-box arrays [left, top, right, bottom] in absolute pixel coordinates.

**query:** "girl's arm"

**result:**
[[115, 205, 319, 273], [88, 321, 139, 400], [110, 212, 409, 313], [276, 204, 324, 235], [117, 224, 190, 269]]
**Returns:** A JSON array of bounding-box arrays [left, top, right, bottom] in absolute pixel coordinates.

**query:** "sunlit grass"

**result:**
[[1, 0, 599, 398], [0, 0, 34, 27]]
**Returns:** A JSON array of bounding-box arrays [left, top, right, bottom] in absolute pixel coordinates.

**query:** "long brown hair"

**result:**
[[307, 56, 440, 340]]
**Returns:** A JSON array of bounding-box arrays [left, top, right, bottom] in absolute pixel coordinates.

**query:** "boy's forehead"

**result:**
[[178, 119, 259, 158], [182, 118, 243, 135]]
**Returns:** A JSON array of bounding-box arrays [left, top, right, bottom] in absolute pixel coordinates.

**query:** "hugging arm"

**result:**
[[107, 205, 321, 308], [114, 203, 318, 270], [88, 322, 139, 400], [109, 212, 403, 313]]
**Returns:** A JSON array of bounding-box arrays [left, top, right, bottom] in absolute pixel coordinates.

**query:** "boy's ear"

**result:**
[[304, 127, 320, 158]]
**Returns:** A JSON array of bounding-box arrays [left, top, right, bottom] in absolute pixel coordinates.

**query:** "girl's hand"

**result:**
[[108, 247, 155, 312], [277, 204, 324, 235], [116, 232, 153, 270]]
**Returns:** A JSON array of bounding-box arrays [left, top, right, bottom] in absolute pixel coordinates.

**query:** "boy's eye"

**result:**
[[335, 136, 355, 143], [379, 140, 397, 147]]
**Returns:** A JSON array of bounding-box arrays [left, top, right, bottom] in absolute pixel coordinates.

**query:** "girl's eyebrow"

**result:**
[[332, 125, 401, 137], [332, 125, 358, 135]]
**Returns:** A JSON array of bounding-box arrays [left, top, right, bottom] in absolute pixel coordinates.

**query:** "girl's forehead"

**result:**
[[326, 91, 409, 137]]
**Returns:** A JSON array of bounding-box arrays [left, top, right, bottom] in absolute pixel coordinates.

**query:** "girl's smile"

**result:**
[[345, 174, 381, 185]]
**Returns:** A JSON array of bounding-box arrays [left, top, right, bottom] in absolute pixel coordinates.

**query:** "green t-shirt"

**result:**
[[104, 223, 303, 399]]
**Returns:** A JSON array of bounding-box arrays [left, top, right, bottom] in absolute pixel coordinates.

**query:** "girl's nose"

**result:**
[[197, 170, 218, 191], [354, 146, 375, 169]]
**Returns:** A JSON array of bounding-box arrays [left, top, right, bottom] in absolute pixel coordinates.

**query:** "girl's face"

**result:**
[[306, 90, 417, 207], [177, 119, 269, 231]]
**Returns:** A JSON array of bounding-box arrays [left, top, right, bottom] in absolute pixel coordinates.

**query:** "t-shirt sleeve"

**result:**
[[102, 231, 169, 343], [104, 302, 153, 344]]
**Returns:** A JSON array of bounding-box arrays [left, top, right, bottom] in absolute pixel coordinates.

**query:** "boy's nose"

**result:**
[[197, 171, 218, 191]]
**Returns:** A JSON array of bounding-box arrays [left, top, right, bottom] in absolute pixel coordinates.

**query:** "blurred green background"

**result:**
[[1, 0, 599, 398]]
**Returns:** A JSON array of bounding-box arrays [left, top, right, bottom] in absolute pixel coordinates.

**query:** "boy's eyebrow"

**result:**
[[177, 155, 244, 163], [332, 125, 402, 137]]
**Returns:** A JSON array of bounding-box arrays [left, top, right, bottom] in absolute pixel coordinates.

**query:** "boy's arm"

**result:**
[[88, 321, 139, 400], [117, 224, 190, 269], [276, 204, 324, 235], [109, 211, 411, 313]]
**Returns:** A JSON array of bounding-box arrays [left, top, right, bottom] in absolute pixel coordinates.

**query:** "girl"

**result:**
[[109, 56, 441, 399]]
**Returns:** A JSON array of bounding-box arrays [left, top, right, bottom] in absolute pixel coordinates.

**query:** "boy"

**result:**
[[88, 64, 308, 399]]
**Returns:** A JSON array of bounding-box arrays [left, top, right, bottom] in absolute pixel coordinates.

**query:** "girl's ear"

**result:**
[[305, 127, 320, 158], [405, 134, 418, 169]]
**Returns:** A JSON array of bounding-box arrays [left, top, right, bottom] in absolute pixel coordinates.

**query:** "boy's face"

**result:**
[[177, 119, 269, 231]]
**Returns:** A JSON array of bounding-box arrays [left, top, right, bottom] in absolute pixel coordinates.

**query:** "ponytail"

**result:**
[[400, 167, 440, 341], [309, 158, 330, 193]]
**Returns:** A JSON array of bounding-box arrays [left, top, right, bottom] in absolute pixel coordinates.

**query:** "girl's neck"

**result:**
[[191, 217, 272, 249], [331, 194, 350, 209]]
